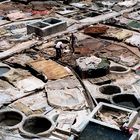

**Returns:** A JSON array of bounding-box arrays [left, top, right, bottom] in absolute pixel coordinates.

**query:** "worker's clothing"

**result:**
[[55, 41, 63, 49], [55, 48, 61, 59], [70, 34, 78, 53], [55, 42, 63, 59]]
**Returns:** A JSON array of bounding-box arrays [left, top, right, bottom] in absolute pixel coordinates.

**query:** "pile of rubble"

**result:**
[[0, 0, 140, 139]]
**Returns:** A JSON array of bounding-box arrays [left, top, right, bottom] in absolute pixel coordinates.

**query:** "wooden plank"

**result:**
[[0, 40, 38, 60]]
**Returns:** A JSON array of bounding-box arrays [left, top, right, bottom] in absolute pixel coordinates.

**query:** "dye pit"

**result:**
[[111, 94, 140, 110], [22, 117, 52, 134], [99, 85, 121, 95], [79, 121, 132, 140], [0, 111, 23, 127], [94, 107, 130, 127], [0, 66, 10, 76], [110, 66, 127, 72]]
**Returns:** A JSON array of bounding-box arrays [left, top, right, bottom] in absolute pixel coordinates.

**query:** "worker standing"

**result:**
[[70, 33, 78, 53], [54, 41, 63, 59]]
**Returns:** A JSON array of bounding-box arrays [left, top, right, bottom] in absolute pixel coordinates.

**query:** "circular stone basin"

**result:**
[[96, 98, 111, 104], [110, 66, 129, 74], [20, 115, 55, 137], [0, 110, 23, 129], [0, 66, 10, 76], [111, 94, 140, 110], [99, 85, 121, 95]]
